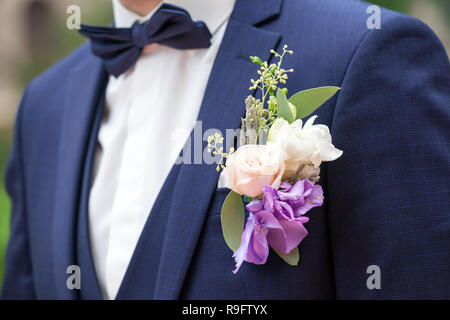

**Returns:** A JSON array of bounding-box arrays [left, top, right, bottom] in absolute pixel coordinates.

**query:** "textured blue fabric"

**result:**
[[79, 3, 211, 77], [2, 0, 449, 300]]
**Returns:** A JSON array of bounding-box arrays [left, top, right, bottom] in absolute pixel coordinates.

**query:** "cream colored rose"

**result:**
[[268, 116, 343, 180], [223, 143, 286, 198]]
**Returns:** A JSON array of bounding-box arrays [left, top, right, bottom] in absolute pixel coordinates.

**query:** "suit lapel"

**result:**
[[153, 0, 282, 299], [52, 50, 108, 299]]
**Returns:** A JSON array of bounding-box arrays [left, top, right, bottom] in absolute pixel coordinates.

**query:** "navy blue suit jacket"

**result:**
[[2, 0, 450, 299]]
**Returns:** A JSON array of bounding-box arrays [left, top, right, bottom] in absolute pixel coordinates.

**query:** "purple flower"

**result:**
[[268, 179, 324, 220], [232, 179, 324, 273], [232, 210, 284, 273]]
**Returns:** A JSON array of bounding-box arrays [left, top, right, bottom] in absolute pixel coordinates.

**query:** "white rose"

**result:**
[[268, 116, 342, 180]]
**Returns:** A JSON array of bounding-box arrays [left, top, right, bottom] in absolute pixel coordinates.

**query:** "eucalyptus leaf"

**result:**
[[275, 88, 294, 123], [289, 86, 340, 119], [221, 191, 245, 252], [273, 247, 299, 266]]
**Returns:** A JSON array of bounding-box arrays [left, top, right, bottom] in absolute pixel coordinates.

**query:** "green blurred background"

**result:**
[[0, 0, 449, 291]]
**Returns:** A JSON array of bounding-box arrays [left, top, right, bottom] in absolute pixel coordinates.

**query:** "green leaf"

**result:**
[[273, 247, 299, 266], [289, 86, 341, 120], [275, 88, 294, 123], [221, 191, 245, 252]]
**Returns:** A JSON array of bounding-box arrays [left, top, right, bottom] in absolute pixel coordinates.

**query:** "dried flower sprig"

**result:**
[[207, 132, 234, 172], [208, 45, 295, 169], [249, 44, 294, 106]]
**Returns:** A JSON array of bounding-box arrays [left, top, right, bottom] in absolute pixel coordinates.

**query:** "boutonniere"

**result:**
[[207, 45, 343, 273]]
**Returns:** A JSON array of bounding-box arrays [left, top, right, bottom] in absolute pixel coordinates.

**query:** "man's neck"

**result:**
[[119, 0, 163, 16]]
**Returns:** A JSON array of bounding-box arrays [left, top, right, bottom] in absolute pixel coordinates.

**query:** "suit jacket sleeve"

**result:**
[[327, 15, 450, 299], [1, 85, 36, 299]]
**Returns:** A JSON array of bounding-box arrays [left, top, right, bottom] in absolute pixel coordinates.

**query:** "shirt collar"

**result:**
[[112, 0, 235, 35]]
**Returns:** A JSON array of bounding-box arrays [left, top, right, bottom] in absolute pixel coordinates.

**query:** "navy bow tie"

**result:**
[[79, 3, 212, 77]]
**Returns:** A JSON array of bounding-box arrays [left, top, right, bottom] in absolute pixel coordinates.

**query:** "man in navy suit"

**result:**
[[2, 0, 449, 299]]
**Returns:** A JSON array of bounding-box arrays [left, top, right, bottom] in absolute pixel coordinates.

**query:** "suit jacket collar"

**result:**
[[232, 0, 282, 26], [52, 50, 108, 299]]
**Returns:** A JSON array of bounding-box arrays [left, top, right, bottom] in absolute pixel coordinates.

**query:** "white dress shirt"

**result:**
[[89, 0, 235, 300]]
